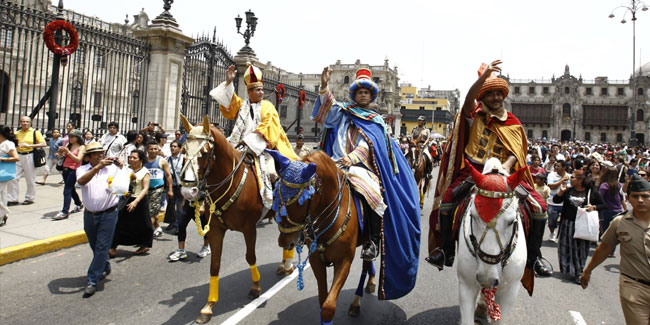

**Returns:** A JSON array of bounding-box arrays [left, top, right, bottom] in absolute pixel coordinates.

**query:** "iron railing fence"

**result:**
[[262, 77, 319, 141], [0, 0, 150, 137], [181, 36, 237, 134]]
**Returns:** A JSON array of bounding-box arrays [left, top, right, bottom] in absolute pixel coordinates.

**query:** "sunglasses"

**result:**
[[639, 173, 648, 177]]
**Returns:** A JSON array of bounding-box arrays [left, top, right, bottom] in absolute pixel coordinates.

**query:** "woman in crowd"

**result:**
[[61, 122, 75, 147], [597, 162, 624, 257], [83, 130, 95, 145], [53, 130, 85, 220], [546, 160, 569, 242], [553, 169, 605, 283], [586, 159, 602, 186], [135, 132, 148, 151], [543, 154, 556, 173], [528, 154, 545, 176], [0, 126, 19, 226], [116, 130, 138, 166], [109, 150, 152, 257], [38, 128, 63, 185]]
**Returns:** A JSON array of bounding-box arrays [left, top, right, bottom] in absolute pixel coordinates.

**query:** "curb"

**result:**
[[0, 230, 88, 266]]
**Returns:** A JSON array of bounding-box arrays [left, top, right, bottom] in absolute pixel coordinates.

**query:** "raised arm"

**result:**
[[312, 67, 345, 127], [462, 60, 502, 117], [209, 65, 242, 120]]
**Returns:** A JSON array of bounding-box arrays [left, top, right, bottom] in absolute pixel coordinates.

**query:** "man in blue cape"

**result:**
[[312, 66, 420, 300]]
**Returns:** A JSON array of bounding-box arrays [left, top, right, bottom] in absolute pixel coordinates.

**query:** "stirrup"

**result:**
[[425, 248, 445, 271]]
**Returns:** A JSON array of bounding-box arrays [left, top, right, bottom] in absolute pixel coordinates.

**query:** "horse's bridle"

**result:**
[[181, 131, 252, 234], [464, 186, 520, 268]]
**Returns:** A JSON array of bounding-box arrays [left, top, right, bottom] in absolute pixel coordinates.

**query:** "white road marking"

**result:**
[[569, 310, 587, 325], [220, 263, 311, 325]]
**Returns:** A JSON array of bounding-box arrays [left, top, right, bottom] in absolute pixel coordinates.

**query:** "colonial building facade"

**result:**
[[269, 58, 401, 136], [507, 64, 650, 145], [399, 83, 454, 137]]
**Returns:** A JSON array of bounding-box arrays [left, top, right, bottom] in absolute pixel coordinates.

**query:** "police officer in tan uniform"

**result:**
[[581, 173, 650, 324]]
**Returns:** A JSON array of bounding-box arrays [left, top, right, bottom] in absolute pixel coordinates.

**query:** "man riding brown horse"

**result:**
[[411, 116, 433, 180], [209, 62, 298, 273]]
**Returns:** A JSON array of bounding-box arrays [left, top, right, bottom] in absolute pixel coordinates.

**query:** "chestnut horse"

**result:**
[[179, 115, 294, 324], [267, 150, 377, 324], [408, 141, 429, 208]]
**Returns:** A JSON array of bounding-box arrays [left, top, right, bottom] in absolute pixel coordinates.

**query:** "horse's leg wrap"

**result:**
[[355, 269, 368, 297], [283, 248, 295, 260], [250, 264, 261, 282], [208, 276, 219, 303]]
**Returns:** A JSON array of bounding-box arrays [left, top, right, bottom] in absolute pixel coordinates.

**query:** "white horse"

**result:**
[[457, 158, 528, 324]]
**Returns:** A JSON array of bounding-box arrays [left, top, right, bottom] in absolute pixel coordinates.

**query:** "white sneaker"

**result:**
[[168, 249, 187, 262], [197, 245, 211, 258], [71, 204, 84, 213], [153, 227, 163, 237], [549, 232, 556, 242]]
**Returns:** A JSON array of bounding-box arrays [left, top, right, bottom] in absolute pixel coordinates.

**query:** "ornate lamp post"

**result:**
[[609, 0, 648, 146], [234, 9, 258, 53]]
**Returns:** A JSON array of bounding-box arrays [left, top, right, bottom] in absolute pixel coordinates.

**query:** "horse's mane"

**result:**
[[207, 125, 239, 161], [303, 150, 337, 176]]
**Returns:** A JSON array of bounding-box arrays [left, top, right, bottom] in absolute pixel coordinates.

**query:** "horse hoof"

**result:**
[[276, 264, 294, 276], [248, 288, 261, 299], [348, 305, 360, 317], [195, 313, 212, 324], [364, 283, 376, 294]]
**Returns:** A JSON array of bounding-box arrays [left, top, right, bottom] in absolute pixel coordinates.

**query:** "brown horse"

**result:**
[[179, 115, 294, 324], [408, 141, 428, 208], [267, 150, 376, 323]]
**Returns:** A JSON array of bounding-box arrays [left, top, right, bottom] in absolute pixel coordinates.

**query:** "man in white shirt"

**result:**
[[100, 122, 126, 159], [76, 142, 120, 297]]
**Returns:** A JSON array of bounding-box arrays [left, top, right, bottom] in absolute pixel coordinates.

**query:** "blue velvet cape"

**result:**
[[314, 100, 421, 300]]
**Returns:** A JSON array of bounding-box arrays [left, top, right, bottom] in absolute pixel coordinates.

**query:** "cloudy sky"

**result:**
[[63, 0, 650, 96]]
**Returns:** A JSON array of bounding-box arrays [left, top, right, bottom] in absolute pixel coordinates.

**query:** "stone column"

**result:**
[[133, 11, 193, 132], [233, 48, 260, 101]]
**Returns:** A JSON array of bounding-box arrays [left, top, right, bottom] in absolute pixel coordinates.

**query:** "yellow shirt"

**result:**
[[15, 128, 45, 153]]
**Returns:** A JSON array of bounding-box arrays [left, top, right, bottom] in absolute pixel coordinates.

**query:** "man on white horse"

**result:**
[[427, 60, 550, 294], [210, 63, 299, 271]]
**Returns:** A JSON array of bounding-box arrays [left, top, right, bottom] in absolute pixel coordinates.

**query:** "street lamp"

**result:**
[[234, 9, 258, 53], [609, 0, 648, 146]]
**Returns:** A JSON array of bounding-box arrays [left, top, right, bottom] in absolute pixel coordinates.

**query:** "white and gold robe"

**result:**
[[210, 82, 299, 208]]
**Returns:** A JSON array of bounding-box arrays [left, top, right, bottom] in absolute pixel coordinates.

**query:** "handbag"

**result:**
[[32, 131, 46, 168], [0, 154, 16, 182], [55, 156, 65, 171], [573, 189, 600, 242]]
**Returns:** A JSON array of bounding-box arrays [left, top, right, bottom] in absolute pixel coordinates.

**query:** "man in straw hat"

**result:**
[[581, 173, 650, 324], [210, 63, 298, 273], [76, 142, 121, 297], [426, 60, 550, 293], [314, 66, 420, 300]]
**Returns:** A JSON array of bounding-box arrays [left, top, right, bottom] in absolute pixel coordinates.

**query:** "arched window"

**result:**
[[562, 103, 571, 118], [527, 129, 533, 139], [601, 133, 607, 142], [584, 132, 591, 142], [344, 76, 350, 84], [617, 133, 624, 143], [638, 88, 644, 96], [564, 87, 570, 94], [637, 109, 644, 122], [0, 70, 8, 113], [71, 80, 83, 109], [132, 90, 140, 114], [542, 130, 548, 139]]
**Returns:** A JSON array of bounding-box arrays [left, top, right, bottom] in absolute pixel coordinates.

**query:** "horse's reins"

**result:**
[[463, 185, 520, 268], [276, 169, 351, 264]]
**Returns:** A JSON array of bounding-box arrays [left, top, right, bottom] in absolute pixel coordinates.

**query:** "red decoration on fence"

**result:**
[[275, 84, 286, 105], [298, 89, 306, 110], [43, 20, 79, 66]]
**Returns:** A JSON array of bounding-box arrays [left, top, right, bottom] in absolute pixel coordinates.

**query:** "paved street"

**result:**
[[0, 167, 625, 324]]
